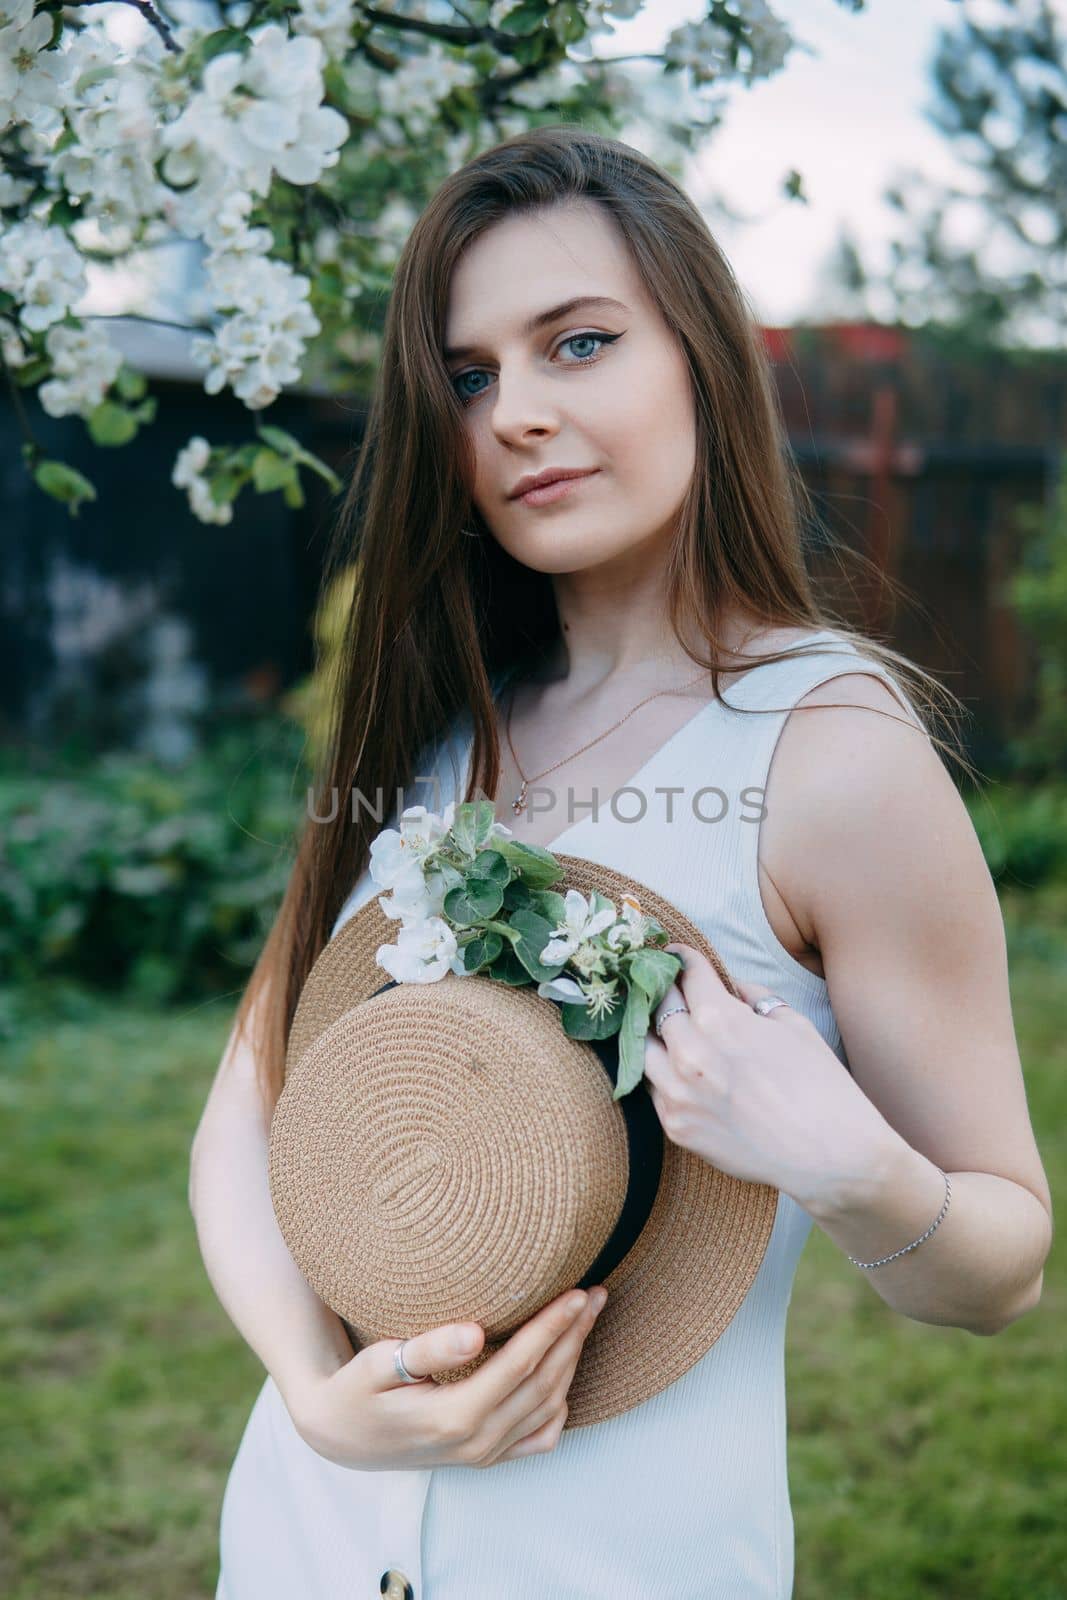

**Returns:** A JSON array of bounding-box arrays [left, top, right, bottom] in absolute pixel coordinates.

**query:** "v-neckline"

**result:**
[[456, 629, 839, 856]]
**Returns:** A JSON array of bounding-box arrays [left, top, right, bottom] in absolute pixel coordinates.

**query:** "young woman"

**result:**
[[191, 126, 1053, 1599]]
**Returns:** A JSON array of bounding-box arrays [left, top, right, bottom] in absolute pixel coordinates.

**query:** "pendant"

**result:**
[[512, 780, 528, 815]]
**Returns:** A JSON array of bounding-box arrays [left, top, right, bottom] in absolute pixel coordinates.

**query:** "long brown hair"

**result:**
[[234, 124, 974, 1118]]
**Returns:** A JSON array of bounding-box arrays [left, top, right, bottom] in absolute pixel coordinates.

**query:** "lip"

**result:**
[[510, 467, 599, 506]]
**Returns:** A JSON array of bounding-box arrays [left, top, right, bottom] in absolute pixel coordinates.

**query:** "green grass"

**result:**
[[1, 887, 1062, 1599]]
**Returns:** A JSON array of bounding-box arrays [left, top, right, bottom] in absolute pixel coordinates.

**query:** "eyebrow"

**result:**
[[443, 295, 629, 362]]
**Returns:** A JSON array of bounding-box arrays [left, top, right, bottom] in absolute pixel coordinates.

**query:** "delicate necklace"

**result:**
[[503, 667, 711, 816]]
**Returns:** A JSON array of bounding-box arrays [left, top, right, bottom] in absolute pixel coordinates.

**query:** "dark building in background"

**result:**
[[765, 324, 1065, 770]]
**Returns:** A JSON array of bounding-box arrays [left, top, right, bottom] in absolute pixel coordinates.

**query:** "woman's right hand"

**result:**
[[287, 1285, 608, 1472]]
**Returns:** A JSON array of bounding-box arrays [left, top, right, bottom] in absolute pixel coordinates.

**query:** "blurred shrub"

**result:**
[[279, 564, 357, 769], [0, 717, 311, 1005], [965, 781, 1067, 890]]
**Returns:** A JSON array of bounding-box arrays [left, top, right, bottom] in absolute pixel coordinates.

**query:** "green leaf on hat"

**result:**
[[487, 946, 531, 986], [558, 999, 622, 1043], [615, 984, 653, 1099], [470, 847, 510, 885], [444, 876, 503, 926], [626, 946, 682, 1009], [492, 837, 564, 888], [461, 930, 503, 970], [508, 907, 565, 981]]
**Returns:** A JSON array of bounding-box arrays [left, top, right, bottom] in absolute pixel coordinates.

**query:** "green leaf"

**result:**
[[33, 460, 97, 516], [461, 929, 503, 970], [501, 878, 533, 912], [492, 836, 564, 888], [510, 30, 550, 64], [487, 945, 533, 986], [614, 984, 652, 1099], [255, 423, 304, 457], [194, 27, 249, 66], [549, 0, 586, 44], [509, 907, 564, 981], [282, 475, 306, 509], [470, 847, 510, 886], [12, 358, 51, 388], [559, 998, 622, 1042], [626, 947, 682, 1009], [113, 365, 147, 402], [86, 401, 138, 447], [208, 469, 245, 506], [294, 447, 342, 493], [251, 449, 296, 493], [526, 887, 567, 925], [443, 876, 503, 925], [496, 0, 548, 35], [450, 799, 497, 855]]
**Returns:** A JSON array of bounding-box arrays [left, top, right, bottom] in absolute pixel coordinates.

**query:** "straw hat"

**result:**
[[268, 852, 778, 1429]]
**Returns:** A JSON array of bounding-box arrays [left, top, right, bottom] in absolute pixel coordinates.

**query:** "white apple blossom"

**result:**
[[188, 252, 322, 409], [189, 479, 234, 526], [540, 888, 618, 966], [369, 803, 452, 912], [171, 437, 235, 526], [372, 196, 419, 263], [376, 915, 463, 983], [158, 24, 348, 198], [37, 319, 122, 419], [736, 0, 792, 80], [172, 436, 212, 490], [200, 191, 274, 257], [0, 0, 67, 138], [568, 937, 610, 980], [0, 170, 32, 207], [0, 313, 29, 367], [0, 220, 87, 332], [507, 63, 582, 111], [663, 19, 735, 85], [536, 973, 588, 1005], [604, 892, 653, 952], [293, 0, 357, 63], [376, 45, 479, 138]]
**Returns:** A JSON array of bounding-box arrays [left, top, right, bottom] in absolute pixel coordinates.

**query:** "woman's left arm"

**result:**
[[646, 673, 1053, 1338]]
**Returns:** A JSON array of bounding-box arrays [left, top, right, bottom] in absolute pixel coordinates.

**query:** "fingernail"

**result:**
[[590, 1288, 608, 1313], [567, 1293, 587, 1316]]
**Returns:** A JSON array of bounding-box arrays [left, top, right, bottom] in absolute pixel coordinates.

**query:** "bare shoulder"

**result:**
[[760, 665, 1053, 1230], [758, 663, 979, 965]]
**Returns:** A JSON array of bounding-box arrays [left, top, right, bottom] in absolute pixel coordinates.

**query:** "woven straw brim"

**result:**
[[275, 852, 778, 1429]]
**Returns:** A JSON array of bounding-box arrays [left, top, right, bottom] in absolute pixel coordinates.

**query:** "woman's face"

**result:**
[[443, 200, 697, 576]]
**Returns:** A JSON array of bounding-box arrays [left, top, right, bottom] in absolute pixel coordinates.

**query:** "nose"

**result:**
[[488, 366, 561, 448]]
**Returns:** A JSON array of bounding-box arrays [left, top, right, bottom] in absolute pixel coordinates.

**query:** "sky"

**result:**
[[601, 0, 970, 325]]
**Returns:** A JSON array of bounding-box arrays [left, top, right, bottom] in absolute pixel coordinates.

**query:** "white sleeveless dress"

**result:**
[[215, 627, 917, 1600]]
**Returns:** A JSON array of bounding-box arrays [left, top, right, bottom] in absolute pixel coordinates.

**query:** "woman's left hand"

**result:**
[[643, 942, 895, 1208]]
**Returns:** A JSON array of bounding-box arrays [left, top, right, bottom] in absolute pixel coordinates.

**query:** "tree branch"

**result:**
[[56, 0, 182, 54], [357, 3, 503, 48], [0, 335, 43, 465]]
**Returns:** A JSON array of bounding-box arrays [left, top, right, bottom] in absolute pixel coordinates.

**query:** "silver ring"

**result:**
[[654, 1004, 689, 1039], [753, 995, 789, 1016], [393, 1340, 425, 1384]]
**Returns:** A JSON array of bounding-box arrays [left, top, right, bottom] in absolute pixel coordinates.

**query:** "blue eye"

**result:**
[[451, 330, 622, 406]]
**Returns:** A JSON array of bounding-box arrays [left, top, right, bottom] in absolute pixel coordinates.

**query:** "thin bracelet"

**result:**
[[847, 1167, 952, 1270]]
